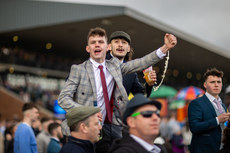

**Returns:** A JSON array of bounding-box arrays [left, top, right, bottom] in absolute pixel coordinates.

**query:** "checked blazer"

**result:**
[[58, 50, 161, 135]]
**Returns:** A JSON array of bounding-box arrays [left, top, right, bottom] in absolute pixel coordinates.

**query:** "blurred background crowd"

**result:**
[[1, 0, 230, 153]]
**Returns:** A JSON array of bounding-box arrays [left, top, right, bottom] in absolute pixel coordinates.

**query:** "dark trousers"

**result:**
[[95, 124, 122, 153]]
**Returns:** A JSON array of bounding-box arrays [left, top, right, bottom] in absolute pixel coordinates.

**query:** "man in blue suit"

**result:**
[[106, 31, 157, 97], [188, 68, 230, 153]]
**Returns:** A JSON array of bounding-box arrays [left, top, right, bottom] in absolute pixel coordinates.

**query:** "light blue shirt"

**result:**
[[14, 122, 38, 153]]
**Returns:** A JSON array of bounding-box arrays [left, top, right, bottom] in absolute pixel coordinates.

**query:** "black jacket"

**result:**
[[217, 145, 230, 153], [59, 136, 95, 153], [109, 135, 167, 153], [106, 53, 152, 97]]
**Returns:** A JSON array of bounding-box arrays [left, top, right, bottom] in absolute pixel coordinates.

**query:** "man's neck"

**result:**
[[130, 131, 155, 145], [71, 132, 90, 142], [206, 91, 219, 99], [51, 136, 59, 142], [90, 58, 105, 65], [23, 117, 31, 126]]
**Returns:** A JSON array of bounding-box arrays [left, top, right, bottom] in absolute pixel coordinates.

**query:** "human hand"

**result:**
[[144, 70, 157, 86], [160, 33, 177, 54], [218, 113, 230, 123], [97, 112, 103, 122]]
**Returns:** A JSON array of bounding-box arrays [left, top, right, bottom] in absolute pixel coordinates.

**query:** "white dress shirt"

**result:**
[[205, 92, 224, 124], [90, 58, 115, 123], [130, 134, 161, 153]]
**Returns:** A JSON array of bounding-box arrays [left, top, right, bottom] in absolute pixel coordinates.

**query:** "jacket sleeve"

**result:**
[[120, 50, 161, 75], [145, 83, 153, 97], [58, 64, 83, 112], [188, 99, 218, 134], [130, 73, 145, 95]]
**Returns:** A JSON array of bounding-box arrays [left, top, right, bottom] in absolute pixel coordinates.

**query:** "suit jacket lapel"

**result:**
[[203, 95, 217, 117], [85, 60, 97, 101], [105, 60, 123, 91], [105, 59, 128, 104]]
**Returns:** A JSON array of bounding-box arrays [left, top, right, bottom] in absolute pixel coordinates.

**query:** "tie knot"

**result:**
[[213, 99, 219, 104], [98, 65, 103, 70]]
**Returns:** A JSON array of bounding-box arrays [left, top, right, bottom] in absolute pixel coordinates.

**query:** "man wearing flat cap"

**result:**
[[106, 31, 157, 97], [109, 93, 167, 153], [59, 106, 102, 153]]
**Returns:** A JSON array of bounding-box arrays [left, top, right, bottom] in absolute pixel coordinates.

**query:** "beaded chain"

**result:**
[[153, 51, 169, 91]]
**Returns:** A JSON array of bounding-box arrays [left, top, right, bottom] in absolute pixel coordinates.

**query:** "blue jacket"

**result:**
[[188, 95, 227, 153], [47, 138, 61, 153], [59, 136, 95, 153]]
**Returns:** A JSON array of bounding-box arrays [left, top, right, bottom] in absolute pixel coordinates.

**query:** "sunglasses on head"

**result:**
[[131, 110, 160, 118]]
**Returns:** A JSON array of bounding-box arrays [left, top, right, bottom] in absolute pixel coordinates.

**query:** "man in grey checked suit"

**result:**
[[58, 27, 177, 152]]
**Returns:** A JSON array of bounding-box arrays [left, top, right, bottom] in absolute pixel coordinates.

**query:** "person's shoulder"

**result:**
[[71, 60, 89, 67], [69, 60, 91, 73], [36, 130, 46, 138], [60, 143, 84, 153], [16, 123, 30, 130], [106, 57, 120, 67], [109, 136, 138, 153]]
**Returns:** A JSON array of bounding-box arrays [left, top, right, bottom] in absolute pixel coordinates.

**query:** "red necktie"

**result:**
[[98, 65, 112, 123]]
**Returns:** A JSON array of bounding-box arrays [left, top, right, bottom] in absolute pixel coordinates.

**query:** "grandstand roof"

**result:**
[[1, 0, 230, 87]]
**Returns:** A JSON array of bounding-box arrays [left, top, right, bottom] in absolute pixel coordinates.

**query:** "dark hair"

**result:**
[[222, 121, 230, 148], [40, 117, 51, 124], [120, 47, 134, 62], [48, 122, 60, 135], [87, 27, 107, 43], [22, 103, 38, 112], [203, 68, 224, 82]]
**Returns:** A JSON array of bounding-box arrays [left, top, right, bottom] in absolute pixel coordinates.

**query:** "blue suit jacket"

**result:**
[[188, 95, 227, 153]]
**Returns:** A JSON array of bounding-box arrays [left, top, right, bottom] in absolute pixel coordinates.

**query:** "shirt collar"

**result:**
[[90, 58, 106, 68], [22, 122, 31, 127], [51, 136, 60, 142], [130, 134, 161, 153], [205, 92, 221, 103]]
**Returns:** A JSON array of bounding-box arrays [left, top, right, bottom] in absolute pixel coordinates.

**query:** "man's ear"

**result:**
[[80, 123, 88, 134], [203, 82, 207, 89], [86, 46, 90, 53], [108, 44, 111, 51], [127, 45, 131, 53], [126, 117, 136, 128]]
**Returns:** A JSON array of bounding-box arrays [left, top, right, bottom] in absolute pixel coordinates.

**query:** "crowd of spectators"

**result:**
[[0, 46, 70, 112], [0, 46, 80, 72]]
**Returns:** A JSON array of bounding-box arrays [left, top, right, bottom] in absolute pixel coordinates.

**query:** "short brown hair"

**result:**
[[48, 122, 60, 135], [87, 27, 107, 43], [22, 103, 38, 112], [203, 68, 224, 81], [124, 47, 134, 61]]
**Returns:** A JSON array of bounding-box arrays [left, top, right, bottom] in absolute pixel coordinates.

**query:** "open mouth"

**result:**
[[116, 48, 124, 52], [94, 49, 101, 54]]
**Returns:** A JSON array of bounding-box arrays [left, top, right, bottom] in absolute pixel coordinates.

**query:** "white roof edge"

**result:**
[[125, 7, 230, 59]]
